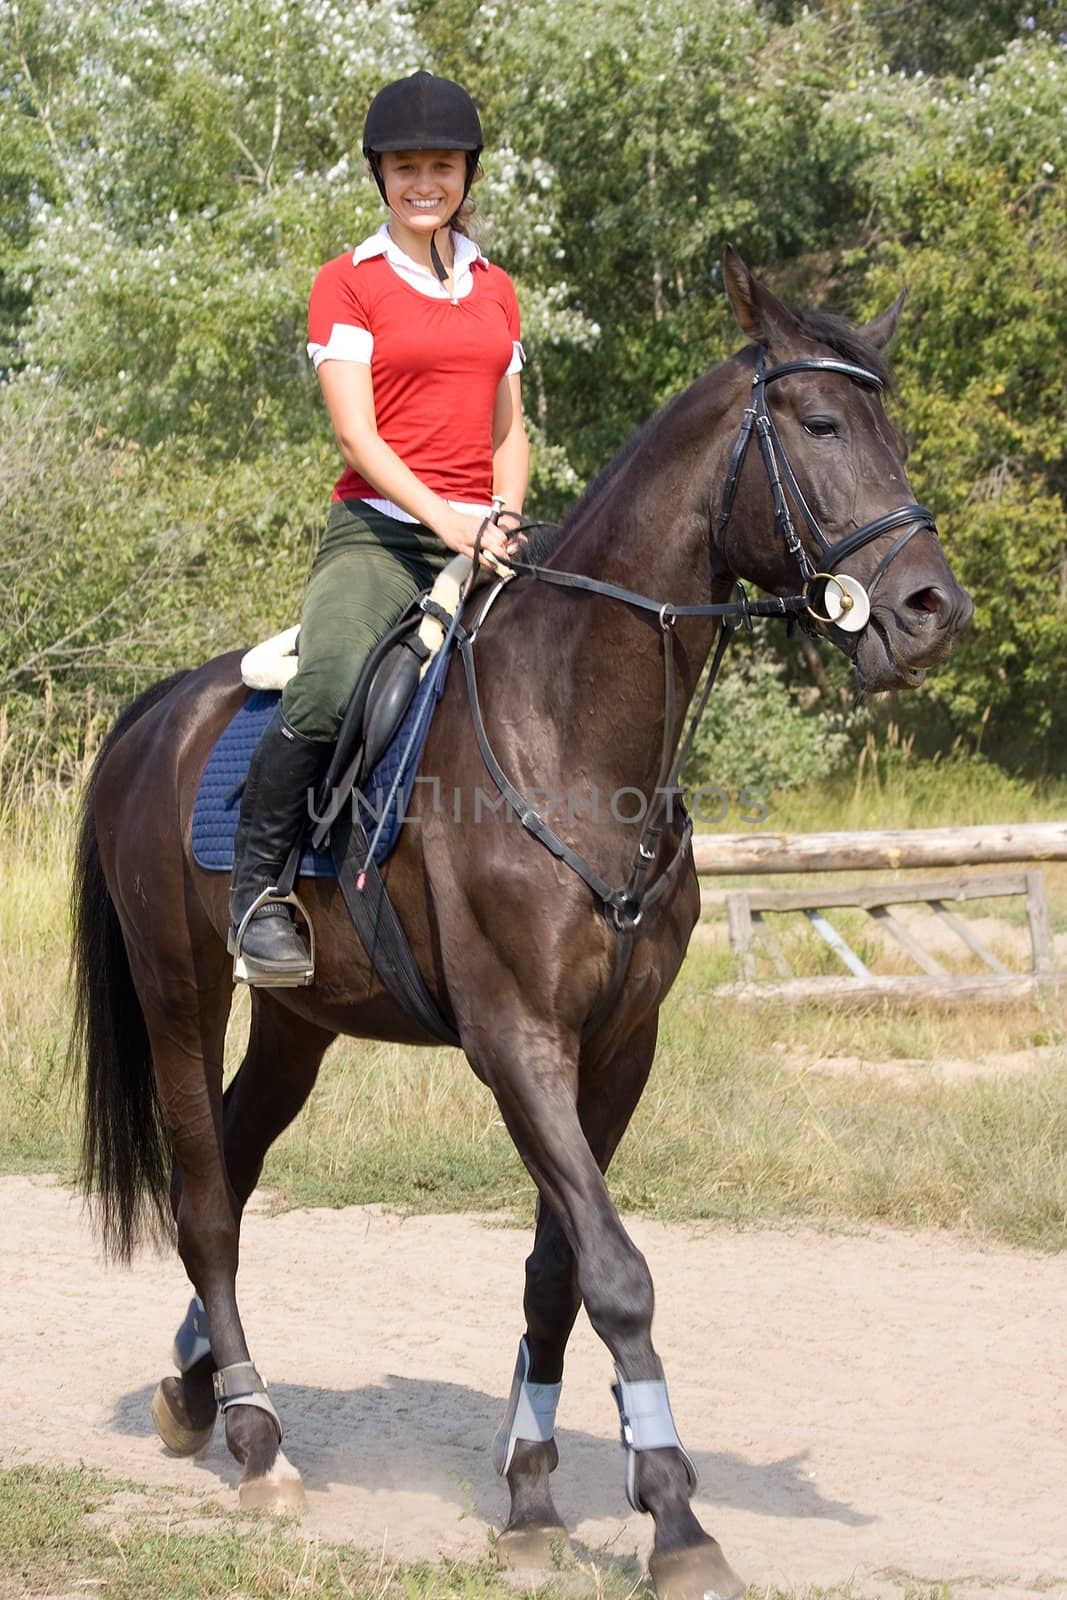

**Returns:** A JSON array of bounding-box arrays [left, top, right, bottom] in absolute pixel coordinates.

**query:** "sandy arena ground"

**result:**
[[3, 1174, 1065, 1599]]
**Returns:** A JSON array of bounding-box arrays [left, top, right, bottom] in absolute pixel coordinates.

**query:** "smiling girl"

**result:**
[[229, 71, 530, 984]]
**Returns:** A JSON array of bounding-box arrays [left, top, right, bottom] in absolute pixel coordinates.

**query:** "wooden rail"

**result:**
[[715, 973, 1067, 1010], [692, 822, 1067, 876], [723, 871, 1058, 1006]]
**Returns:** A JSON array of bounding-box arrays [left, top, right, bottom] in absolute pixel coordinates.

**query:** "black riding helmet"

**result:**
[[362, 71, 483, 211]]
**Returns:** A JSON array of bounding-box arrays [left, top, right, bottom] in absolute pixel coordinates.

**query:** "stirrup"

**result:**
[[228, 886, 316, 988]]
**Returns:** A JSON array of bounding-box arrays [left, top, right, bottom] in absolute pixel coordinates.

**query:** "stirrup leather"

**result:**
[[229, 886, 316, 987]]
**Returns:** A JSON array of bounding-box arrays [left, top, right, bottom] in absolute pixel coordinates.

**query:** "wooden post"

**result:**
[[753, 911, 792, 978], [715, 973, 1067, 1009], [804, 909, 872, 979], [869, 905, 948, 977], [929, 901, 1012, 975], [725, 892, 756, 980], [1026, 870, 1054, 974]]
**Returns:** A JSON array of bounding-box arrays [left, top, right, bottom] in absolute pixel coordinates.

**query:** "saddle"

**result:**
[[192, 555, 484, 1042], [240, 552, 474, 803]]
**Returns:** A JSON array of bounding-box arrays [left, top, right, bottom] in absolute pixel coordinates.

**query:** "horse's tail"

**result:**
[[71, 671, 191, 1261]]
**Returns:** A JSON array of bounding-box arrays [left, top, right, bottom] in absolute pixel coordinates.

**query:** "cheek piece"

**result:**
[[716, 349, 938, 635]]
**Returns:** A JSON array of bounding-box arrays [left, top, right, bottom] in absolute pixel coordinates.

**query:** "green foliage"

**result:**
[[684, 650, 860, 799], [0, 379, 332, 749], [0, 2, 1064, 770], [824, 40, 1067, 762]]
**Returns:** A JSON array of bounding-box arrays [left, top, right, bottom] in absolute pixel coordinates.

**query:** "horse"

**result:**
[[70, 248, 971, 1600]]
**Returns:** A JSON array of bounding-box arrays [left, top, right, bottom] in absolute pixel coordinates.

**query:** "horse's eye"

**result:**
[[803, 417, 839, 438]]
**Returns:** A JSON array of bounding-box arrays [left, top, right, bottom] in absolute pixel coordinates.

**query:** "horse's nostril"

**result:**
[[908, 586, 944, 616]]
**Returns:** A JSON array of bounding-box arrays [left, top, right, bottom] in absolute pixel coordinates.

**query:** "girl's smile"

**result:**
[[380, 149, 468, 244]]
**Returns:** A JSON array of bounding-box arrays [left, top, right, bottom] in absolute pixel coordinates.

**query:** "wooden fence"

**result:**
[[692, 823, 1067, 1007]]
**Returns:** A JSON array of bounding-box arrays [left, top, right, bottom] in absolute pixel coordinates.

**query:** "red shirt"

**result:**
[[307, 250, 521, 505]]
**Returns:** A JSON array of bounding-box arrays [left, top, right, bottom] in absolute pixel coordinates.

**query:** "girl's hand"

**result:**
[[494, 509, 528, 559], [436, 508, 514, 570]]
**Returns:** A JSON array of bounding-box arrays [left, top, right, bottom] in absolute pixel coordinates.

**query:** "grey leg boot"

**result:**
[[228, 709, 330, 985]]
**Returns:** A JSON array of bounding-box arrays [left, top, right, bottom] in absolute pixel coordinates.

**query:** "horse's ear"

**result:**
[[723, 244, 799, 346], [859, 289, 906, 350]]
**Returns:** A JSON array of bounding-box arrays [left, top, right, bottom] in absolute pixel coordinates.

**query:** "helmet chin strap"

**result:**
[[390, 212, 450, 285], [381, 193, 453, 285], [429, 229, 450, 285]]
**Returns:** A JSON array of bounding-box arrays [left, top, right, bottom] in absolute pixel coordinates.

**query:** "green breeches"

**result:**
[[281, 500, 451, 742]]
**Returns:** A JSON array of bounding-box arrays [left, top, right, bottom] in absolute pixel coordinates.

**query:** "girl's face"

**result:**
[[379, 149, 467, 236]]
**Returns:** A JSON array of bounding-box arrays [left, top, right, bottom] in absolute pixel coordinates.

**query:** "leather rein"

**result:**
[[455, 346, 939, 986]]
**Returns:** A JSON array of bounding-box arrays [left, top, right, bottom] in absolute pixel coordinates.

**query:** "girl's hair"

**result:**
[[451, 160, 483, 237]]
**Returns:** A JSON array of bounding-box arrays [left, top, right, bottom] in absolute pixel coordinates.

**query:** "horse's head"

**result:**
[[716, 246, 971, 692]]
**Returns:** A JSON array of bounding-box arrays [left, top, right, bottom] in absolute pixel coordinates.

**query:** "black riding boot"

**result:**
[[228, 709, 330, 985]]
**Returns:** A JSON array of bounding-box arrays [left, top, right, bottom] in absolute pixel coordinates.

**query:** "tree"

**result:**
[[823, 38, 1067, 762]]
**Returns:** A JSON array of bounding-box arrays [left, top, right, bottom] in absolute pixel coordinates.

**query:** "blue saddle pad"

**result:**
[[191, 647, 453, 876]]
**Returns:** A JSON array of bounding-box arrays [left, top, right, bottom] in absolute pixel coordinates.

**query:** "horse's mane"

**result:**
[[521, 412, 663, 565], [521, 299, 893, 565]]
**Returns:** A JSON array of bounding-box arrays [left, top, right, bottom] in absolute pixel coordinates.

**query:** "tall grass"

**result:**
[[2, 724, 1065, 1248], [746, 723, 1067, 835], [249, 972, 1067, 1249], [0, 704, 95, 1173]]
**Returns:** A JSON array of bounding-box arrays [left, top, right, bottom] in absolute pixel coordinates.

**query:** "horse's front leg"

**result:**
[[492, 1198, 577, 1565], [495, 1017, 659, 1561], [470, 1012, 744, 1600]]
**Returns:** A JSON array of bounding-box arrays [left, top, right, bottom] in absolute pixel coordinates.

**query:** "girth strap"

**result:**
[[330, 809, 461, 1048]]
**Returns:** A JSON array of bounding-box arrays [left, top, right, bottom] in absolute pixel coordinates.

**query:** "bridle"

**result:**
[[719, 348, 938, 632], [378, 345, 941, 1029], [454, 347, 940, 938]]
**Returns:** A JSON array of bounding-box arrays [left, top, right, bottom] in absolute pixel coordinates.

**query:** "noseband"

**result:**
[[718, 349, 938, 632]]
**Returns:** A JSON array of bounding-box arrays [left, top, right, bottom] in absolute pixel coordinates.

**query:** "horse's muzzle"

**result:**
[[851, 576, 973, 692]]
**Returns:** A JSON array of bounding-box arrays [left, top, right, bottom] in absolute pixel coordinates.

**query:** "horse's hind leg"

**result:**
[[140, 955, 314, 1510], [475, 1011, 744, 1600], [155, 995, 335, 1496]]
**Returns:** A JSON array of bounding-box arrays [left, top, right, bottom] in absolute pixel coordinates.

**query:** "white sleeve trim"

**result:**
[[308, 322, 373, 369], [506, 340, 526, 376]]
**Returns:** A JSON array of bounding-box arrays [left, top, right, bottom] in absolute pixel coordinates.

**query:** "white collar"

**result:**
[[352, 223, 488, 278]]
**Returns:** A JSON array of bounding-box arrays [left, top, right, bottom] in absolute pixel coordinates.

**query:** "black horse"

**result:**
[[71, 249, 971, 1600]]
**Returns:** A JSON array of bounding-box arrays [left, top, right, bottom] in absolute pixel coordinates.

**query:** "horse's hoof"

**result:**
[[151, 1379, 216, 1456], [648, 1540, 746, 1600], [495, 1523, 571, 1571], [238, 1450, 307, 1515]]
